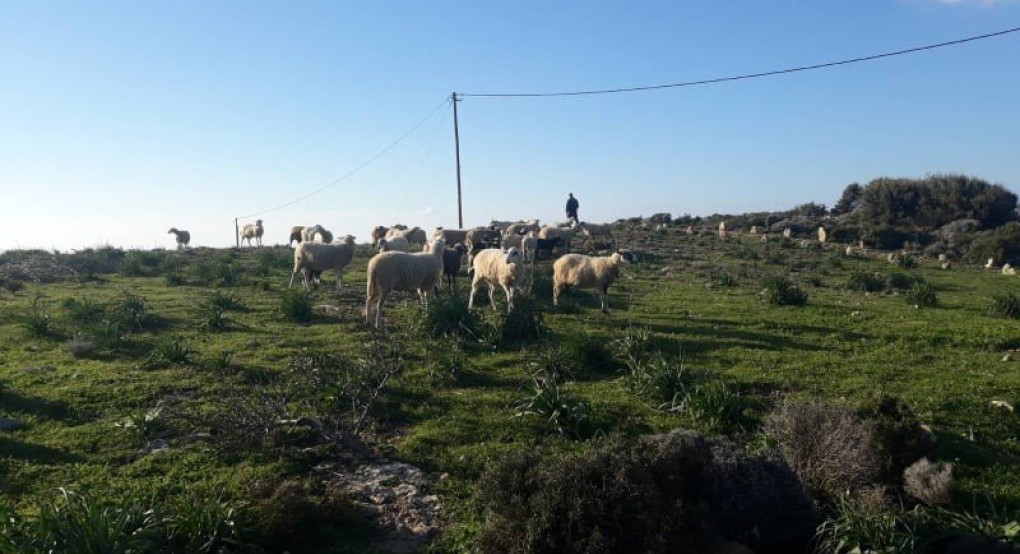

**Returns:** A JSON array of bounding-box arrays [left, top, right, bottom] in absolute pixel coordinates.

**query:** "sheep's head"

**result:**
[[505, 247, 522, 265], [168, 228, 176, 234], [377, 239, 388, 252], [616, 250, 637, 264], [430, 238, 447, 254], [256, 219, 263, 226], [453, 243, 466, 255]]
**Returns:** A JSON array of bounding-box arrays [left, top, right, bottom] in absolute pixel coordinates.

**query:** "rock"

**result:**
[[0, 418, 25, 431], [990, 400, 1015, 412]]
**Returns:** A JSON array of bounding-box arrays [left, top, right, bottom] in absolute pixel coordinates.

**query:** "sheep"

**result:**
[[440, 244, 467, 290], [986, 258, 996, 269], [240, 219, 264, 247], [377, 236, 410, 253], [782, 228, 793, 238], [718, 221, 727, 239], [434, 227, 470, 246], [167, 228, 190, 249], [538, 226, 576, 250], [505, 220, 540, 237], [301, 224, 332, 244], [534, 237, 562, 260], [749, 226, 759, 235], [385, 226, 427, 246], [371, 226, 390, 246], [289, 235, 356, 291], [468, 247, 524, 313], [1003, 264, 1016, 276], [365, 238, 446, 328], [502, 233, 539, 265], [465, 226, 502, 253], [818, 226, 828, 243], [553, 250, 636, 313], [489, 220, 516, 233], [938, 253, 948, 263], [577, 222, 614, 251], [289, 225, 305, 246], [686, 225, 694, 235]]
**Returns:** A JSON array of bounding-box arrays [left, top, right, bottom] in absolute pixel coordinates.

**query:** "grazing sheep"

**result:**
[[289, 225, 305, 246], [1003, 264, 1016, 276], [553, 250, 636, 313], [167, 228, 190, 249], [365, 238, 446, 328], [300, 224, 332, 244], [986, 258, 996, 269], [818, 226, 828, 243], [749, 226, 759, 235], [441, 244, 467, 290], [371, 226, 390, 246], [941, 261, 952, 270], [489, 220, 516, 233], [240, 219, 264, 247], [686, 225, 694, 235], [577, 222, 614, 251], [466, 226, 502, 252], [377, 236, 410, 253], [782, 228, 793, 238], [538, 226, 576, 250], [534, 237, 562, 260], [845, 245, 856, 257], [505, 220, 541, 237], [289, 235, 356, 291], [468, 247, 524, 312], [434, 227, 470, 246]]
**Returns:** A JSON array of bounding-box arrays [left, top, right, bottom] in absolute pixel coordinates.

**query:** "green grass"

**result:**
[[2, 238, 1020, 551]]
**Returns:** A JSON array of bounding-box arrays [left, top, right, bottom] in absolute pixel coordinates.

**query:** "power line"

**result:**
[[236, 96, 450, 220], [461, 25, 1020, 98]]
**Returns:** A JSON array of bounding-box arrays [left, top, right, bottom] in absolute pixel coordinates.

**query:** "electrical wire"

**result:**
[[236, 96, 450, 220], [460, 26, 1020, 98]]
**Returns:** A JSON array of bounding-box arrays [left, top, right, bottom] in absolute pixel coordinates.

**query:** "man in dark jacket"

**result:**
[[566, 193, 579, 226]]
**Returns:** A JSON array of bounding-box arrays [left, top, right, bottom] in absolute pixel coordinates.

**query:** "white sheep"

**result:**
[[538, 226, 576, 250], [167, 228, 190, 249], [502, 233, 538, 266], [718, 221, 727, 239], [289, 235, 356, 291], [1003, 264, 1016, 276], [465, 226, 502, 253], [986, 258, 996, 269], [300, 224, 332, 244], [434, 227, 470, 246], [577, 222, 614, 251], [377, 236, 410, 252], [365, 238, 447, 328], [553, 250, 636, 313], [505, 220, 540, 237], [818, 226, 828, 243], [240, 219, 264, 247], [468, 247, 524, 312]]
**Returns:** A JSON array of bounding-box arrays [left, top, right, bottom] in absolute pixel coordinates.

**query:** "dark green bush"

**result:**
[[416, 292, 483, 340], [561, 329, 614, 373], [278, 290, 313, 323], [905, 282, 938, 308], [886, 271, 921, 291], [990, 291, 1020, 319], [489, 294, 546, 347], [13, 297, 60, 339], [760, 275, 808, 306], [476, 432, 712, 553], [141, 337, 193, 369], [846, 271, 887, 293], [963, 221, 1020, 266], [120, 250, 167, 277]]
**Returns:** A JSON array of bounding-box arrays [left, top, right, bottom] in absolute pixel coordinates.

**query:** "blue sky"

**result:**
[[1, 1, 1018, 250]]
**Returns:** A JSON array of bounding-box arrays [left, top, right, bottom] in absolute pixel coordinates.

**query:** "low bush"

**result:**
[[886, 271, 921, 291], [527, 347, 576, 383], [846, 271, 887, 293], [416, 292, 484, 340], [765, 400, 882, 499], [990, 291, 1020, 319], [561, 328, 614, 373], [760, 275, 808, 306], [624, 351, 691, 409], [13, 297, 60, 339], [141, 337, 194, 369], [278, 289, 313, 323], [512, 377, 592, 438], [611, 324, 654, 364], [488, 294, 546, 347], [905, 282, 938, 307]]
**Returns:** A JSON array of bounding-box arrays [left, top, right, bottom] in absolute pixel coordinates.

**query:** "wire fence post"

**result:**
[[234, 218, 239, 248], [452, 92, 463, 229]]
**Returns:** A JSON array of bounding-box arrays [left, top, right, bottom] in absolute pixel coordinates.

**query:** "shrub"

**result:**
[[624, 351, 691, 409], [702, 440, 820, 552], [886, 271, 921, 291], [426, 340, 468, 381], [561, 329, 614, 373], [61, 296, 106, 325], [710, 268, 737, 287], [475, 433, 712, 553], [209, 349, 233, 371], [760, 275, 808, 306], [856, 395, 935, 484], [415, 292, 483, 340], [895, 253, 919, 269], [1, 278, 26, 294], [64, 334, 97, 358], [611, 324, 654, 364], [903, 458, 953, 507], [13, 296, 59, 339], [278, 289, 313, 323], [512, 378, 592, 438], [120, 250, 167, 277], [905, 282, 938, 308], [191, 260, 240, 287], [527, 347, 576, 383], [109, 294, 148, 331], [816, 496, 918, 554], [846, 271, 887, 293], [253, 248, 291, 277], [990, 291, 1020, 319], [195, 299, 229, 332], [488, 294, 546, 347], [141, 337, 193, 369], [679, 379, 760, 434], [765, 400, 882, 498]]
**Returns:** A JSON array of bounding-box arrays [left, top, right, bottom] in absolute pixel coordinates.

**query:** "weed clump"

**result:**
[[990, 290, 1020, 319], [13, 296, 60, 339], [488, 294, 546, 347], [141, 337, 194, 369], [765, 400, 881, 499], [278, 289, 313, 323], [760, 275, 808, 306], [856, 395, 936, 484], [903, 458, 954, 507], [905, 282, 938, 307], [415, 292, 483, 340], [561, 328, 613, 373], [846, 271, 887, 292], [512, 377, 592, 438]]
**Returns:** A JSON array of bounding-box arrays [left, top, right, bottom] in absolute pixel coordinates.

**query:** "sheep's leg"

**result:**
[[336, 269, 343, 292], [488, 283, 498, 311], [505, 285, 514, 313], [600, 286, 610, 314], [374, 292, 388, 329], [468, 280, 480, 309], [553, 283, 563, 306]]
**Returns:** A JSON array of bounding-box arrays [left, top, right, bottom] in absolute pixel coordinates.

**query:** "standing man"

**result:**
[[566, 192, 580, 226]]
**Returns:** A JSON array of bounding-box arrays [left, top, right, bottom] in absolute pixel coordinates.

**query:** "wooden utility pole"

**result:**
[[234, 218, 240, 248], [451, 92, 463, 228]]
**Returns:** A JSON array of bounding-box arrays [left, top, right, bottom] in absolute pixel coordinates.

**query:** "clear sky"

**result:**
[[2, 1, 1018, 251]]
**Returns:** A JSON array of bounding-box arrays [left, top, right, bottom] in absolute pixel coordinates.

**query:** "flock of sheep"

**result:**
[[166, 219, 635, 329]]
